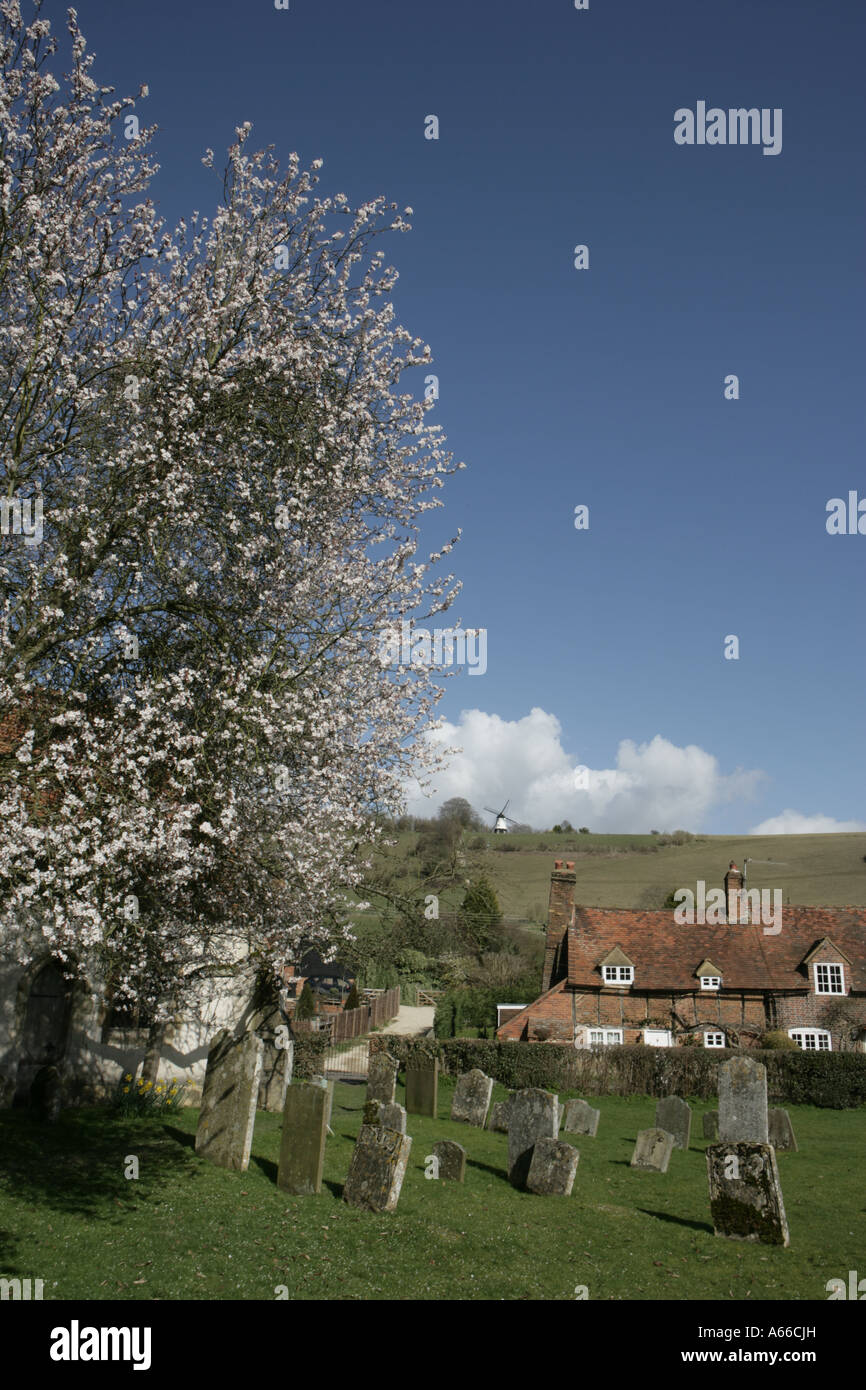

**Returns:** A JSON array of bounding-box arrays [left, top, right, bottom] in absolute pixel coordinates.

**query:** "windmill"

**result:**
[[485, 800, 519, 834]]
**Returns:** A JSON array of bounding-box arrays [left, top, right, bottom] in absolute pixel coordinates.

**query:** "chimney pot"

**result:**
[[554, 859, 563, 870], [565, 861, 574, 870]]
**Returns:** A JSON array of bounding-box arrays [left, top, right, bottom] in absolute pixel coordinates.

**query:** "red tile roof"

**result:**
[[567, 906, 866, 993]]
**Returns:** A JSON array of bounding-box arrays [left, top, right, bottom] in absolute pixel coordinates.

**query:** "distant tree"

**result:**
[[551, 824, 562, 834], [578, 827, 590, 835], [342, 982, 361, 1011], [438, 798, 482, 830], [650, 829, 661, 837], [560, 819, 573, 833], [294, 981, 316, 1020], [460, 876, 502, 956]]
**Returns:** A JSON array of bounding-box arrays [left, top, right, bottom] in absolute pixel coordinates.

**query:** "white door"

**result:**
[[644, 1029, 672, 1047]]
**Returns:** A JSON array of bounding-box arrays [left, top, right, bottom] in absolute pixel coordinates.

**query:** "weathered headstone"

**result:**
[[768, 1108, 798, 1153], [706, 1142, 790, 1246], [380, 1101, 407, 1134], [406, 1059, 438, 1118], [342, 1124, 412, 1212], [30, 1065, 63, 1123], [527, 1138, 579, 1196], [309, 1074, 334, 1129], [655, 1095, 691, 1150], [507, 1088, 559, 1189], [450, 1068, 494, 1128], [432, 1139, 466, 1183], [195, 1030, 264, 1171], [258, 1037, 293, 1113], [718, 1056, 768, 1144], [703, 1110, 719, 1140], [630, 1127, 675, 1172], [487, 1097, 513, 1132], [562, 1098, 600, 1137], [277, 1082, 328, 1196], [365, 1052, 398, 1106]]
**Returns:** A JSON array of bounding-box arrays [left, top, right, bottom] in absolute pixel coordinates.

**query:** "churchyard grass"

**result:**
[[0, 1078, 862, 1300]]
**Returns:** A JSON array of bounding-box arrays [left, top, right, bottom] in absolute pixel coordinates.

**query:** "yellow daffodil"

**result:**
[[122, 1086, 130, 1093], [124, 1073, 133, 1082]]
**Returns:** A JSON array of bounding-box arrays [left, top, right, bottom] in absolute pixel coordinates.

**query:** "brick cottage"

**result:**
[[496, 861, 866, 1053]]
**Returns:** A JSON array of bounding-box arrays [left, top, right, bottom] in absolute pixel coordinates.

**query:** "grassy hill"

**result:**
[[377, 830, 866, 925]]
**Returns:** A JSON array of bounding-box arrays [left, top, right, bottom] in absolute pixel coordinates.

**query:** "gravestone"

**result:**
[[703, 1110, 719, 1141], [365, 1052, 398, 1107], [527, 1138, 579, 1196], [562, 1098, 600, 1137], [342, 1124, 412, 1213], [432, 1139, 466, 1182], [30, 1065, 63, 1123], [718, 1056, 768, 1144], [630, 1127, 675, 1173], [706, 1142, 790, 1246], [195, 1030, 264, 1171], [405, 1059, 438, 1118], [380, 1101, 407, 1134], [258, 1037, 293, 1113], [277, 1082, 328, 1196], [768, 1108, 798, 1152], [487, 1097, 513, 1132], [309, 1075, 335, 1129], [450, 1068, 494, 1128], [655, 1095, 691, 1150], [507, 1088, 559, 1189]]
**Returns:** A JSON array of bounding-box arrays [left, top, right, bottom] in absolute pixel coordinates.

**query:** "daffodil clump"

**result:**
[[110, 1072, 188, 1118]]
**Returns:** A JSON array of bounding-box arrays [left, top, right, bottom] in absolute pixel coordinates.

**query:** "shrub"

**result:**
[[291, 1030, 328, 1078], [293, 981, 316, 1020], [370, 1038, 866, 1108], [342, 982, 361, 1011], [760, 1030, 799, 1050], [579, 827, 590, 835]]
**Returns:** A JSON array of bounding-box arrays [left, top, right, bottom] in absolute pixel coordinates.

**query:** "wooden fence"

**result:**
[[291, 986, 400, 1042]]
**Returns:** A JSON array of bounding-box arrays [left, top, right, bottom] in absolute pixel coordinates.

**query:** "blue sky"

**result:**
[[52, 0, 866, 833]]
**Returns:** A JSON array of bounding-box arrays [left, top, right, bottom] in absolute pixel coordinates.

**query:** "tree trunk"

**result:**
[[141, 1021, 168, 1084]]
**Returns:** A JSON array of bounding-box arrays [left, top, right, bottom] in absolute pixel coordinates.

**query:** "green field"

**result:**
[[374, 831, 866, 925], [2, 1077, 863, 1301]]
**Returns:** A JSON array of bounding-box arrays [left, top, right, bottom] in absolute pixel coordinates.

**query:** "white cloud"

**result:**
[[404, 707, 764, 831], [749, 810, 866, 835]]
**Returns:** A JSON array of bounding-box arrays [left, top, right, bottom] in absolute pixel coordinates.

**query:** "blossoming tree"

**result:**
[[0, 2, 461, 1065]]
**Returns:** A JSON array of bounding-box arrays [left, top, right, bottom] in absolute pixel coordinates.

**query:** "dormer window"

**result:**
[[700, 976, 721, 991], [602, 965, 633, 985], [814, 963, 844, 995]]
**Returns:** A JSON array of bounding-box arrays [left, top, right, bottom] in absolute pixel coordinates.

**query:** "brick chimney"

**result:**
[[724, 861, 743, 924], [541, 860, 576, 993]]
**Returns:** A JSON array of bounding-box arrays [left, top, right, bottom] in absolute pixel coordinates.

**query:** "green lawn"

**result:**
[[1, 1079, 863, 1301]]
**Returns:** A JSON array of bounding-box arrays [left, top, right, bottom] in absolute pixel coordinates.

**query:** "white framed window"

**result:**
[[700, 976, 721, 991], [788, 1028, 831, 1051], [588, 1028, 623, 1046], [643, 1029, 672, 1047], [602, 966, 634, 985], [813, 963, 844, 995], [704, 1031, 725, 1048]]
